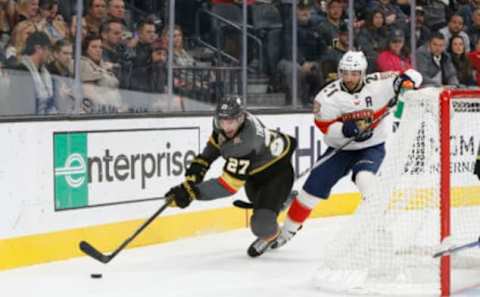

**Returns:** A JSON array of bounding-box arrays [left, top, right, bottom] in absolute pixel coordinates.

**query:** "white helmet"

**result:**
[[338, 51, 368, 78]]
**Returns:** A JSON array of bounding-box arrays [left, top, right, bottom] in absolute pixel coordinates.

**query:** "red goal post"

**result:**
[[440, 89, 480, 296]]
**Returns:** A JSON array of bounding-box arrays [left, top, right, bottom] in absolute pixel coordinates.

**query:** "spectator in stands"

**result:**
[[376, 28, 411, 72], [169, 25, 195, 67], [414, 6, 432, 48], [277, 0, 325, 106], [310, 0, 326, 26], [161, 25, 221, 101], [129, 39, 166, 93], [367, 0, 407, 29], [418, 0, 450, 31], [107, 0, 132, 32], [131, 18, 156, 68], [161, 25, 207, 88], [47, 39, 75, 113], [468, 38, 480, 85], [10, 0, 43, 61], [79, 34, 125, 112], [316, 0, 344, 48], [71, 0, 106, 36], [100, 19, 133, 87], [356, 9, 389, 73], [11, 0, 40, 26], [467, 8, 480, 51], [320, 22, 350, 85], [107, 0, 125, 20], [47, 39, 72, 77], [38, 0, 69, 43], [416, 32, 459, 87], [440, 14, 471, 53], [457, 0, 480, 29], [448, 34, 475, 86], [0, 0, 15, 48], [57, 0, 75, 24], [100, 19, 130, 64], [17, 31, 56, 114]]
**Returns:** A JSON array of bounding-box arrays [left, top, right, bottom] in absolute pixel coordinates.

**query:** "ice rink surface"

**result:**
[[1, 216, 480, 297]]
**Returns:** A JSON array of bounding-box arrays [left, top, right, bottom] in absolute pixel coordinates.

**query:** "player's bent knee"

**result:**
[[355, 171, 377, 200], [250, 208, 278, 238]]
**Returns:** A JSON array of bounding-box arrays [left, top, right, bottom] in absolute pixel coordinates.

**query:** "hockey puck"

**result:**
[[90, 273, 102, 279]]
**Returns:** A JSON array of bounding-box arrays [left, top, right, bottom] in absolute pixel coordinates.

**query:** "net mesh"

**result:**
[[314, 88, 480, 295]]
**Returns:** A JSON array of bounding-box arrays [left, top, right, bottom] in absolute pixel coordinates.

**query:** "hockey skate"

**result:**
[[270, 225, 302, 250], [247, 234, 280, 257]]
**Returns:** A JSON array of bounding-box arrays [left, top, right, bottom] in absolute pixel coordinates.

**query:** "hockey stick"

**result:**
[[233, 110, 391, 209], [433, 237, 480, 258], [79, 197, 174, 264]]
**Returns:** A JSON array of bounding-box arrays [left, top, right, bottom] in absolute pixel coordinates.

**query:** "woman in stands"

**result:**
[[356, 9, 389, 73], [79, 34, 125, 112], [376, 28, 412, 72], [448, 34, 475, 86]]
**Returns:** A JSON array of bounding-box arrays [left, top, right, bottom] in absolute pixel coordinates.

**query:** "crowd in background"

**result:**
[[1, 0, 480, 114]]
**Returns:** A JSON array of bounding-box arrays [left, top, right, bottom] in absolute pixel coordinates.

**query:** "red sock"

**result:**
[[287, 198, 313, 224]]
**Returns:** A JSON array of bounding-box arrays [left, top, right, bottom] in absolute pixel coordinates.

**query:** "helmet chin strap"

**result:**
[[217, 113, 246, 139], [340, 79, 364, 94]]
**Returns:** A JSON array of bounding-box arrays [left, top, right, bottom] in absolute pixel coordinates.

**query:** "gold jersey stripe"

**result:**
[[249, 135, 291, 175], [220, 171, 246, 191], [208, 136, 220, 149]]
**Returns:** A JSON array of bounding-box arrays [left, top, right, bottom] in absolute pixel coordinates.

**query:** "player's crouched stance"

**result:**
[[165, 95, 297, 257], [271, 51, 423, 250]]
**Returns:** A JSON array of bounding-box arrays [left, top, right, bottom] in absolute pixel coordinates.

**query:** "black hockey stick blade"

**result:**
[[233, 191, 298, 210], [79, 197, 173, 264], [79, 241, 111, 264], [233, 200, 253, 209]]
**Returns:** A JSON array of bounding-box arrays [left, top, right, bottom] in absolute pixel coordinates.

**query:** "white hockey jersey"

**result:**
[[313, 72, 397, 150]]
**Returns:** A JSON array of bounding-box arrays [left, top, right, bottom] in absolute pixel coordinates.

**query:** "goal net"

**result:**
[[314, 88, 480, 296]]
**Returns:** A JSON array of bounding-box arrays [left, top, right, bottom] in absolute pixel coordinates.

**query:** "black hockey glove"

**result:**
[[474, 159, 480, 180], [185, 156, 210, 183], [166, 181, 199, 208]]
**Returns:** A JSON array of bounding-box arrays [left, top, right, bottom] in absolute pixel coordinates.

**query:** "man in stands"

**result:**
[[416, 32, 459, 87], [320, 22, 350, 85], [131, 18, 156, 69], [71, 0, 106, 35], [440, 14, 471, 52], [17, 31, 56, 114]]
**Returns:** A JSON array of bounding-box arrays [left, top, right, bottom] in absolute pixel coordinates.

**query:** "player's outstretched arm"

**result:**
[[165, 161, 249, 208], [390, 69, 423, 107]]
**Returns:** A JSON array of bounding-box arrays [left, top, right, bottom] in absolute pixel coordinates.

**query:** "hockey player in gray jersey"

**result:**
[[165, 95, 297, 257]]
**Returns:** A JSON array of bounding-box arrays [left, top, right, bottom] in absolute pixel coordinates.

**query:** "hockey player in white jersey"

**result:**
[[271, 51, 423, 249]]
